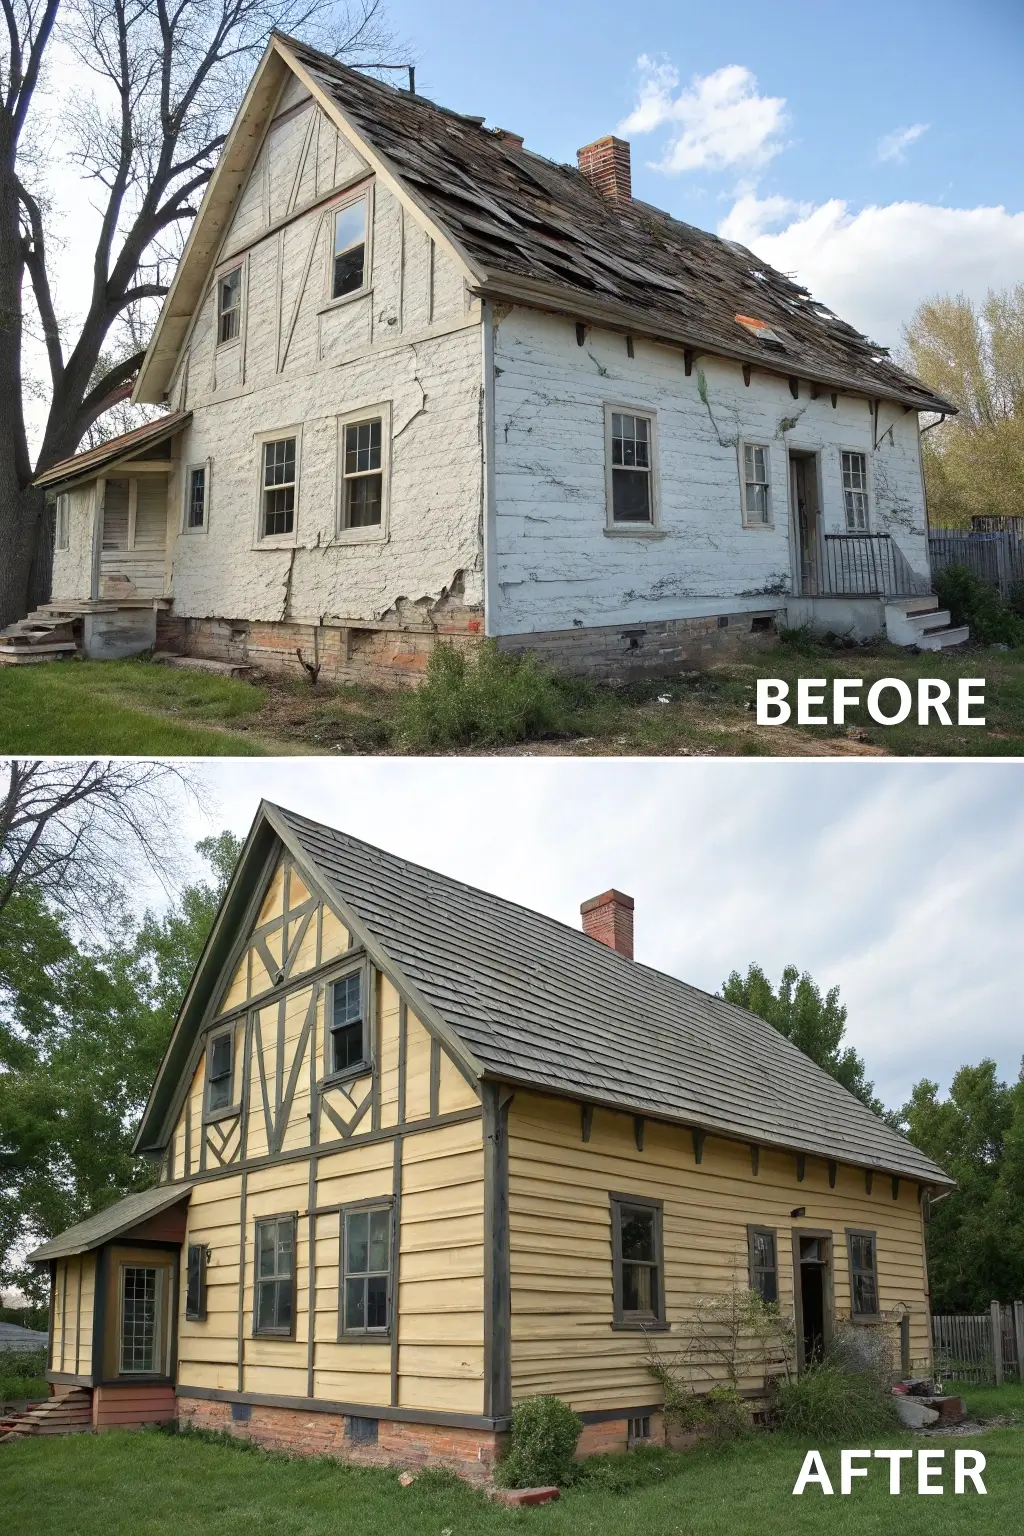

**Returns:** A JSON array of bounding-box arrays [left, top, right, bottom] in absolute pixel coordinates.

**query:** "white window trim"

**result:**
[[737, 440, 774, 530], [839, 445, 872, 534], [182, 459, 212, 536], [321, 182, 374, 313], [54, 492, 71, 551], [215, 258, 246, 351], [603, 401, 663, 537], [334, 400, 392, 545], [253, 425, 303, 550]]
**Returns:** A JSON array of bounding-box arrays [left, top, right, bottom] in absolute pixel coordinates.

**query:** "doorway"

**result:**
[[793, 1230, 833, 1370], [789, 451, 821, 594]]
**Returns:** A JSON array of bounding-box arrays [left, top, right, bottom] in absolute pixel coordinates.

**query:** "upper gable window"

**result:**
[[605, 407, 656, 527], [218, 266, 242, 344], [329, 972, 366, 1076], [206, 1030, 233, 1113], [842, 451, 870, 532], [332, 197, 367, 300]]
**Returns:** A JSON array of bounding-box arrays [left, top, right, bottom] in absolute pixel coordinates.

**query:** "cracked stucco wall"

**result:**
[[52, 484, 96, 600], [490, 307, 929, 637], [158, 92, 483, 626]]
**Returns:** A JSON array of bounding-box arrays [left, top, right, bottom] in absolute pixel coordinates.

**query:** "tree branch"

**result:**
[[77, 349, 149, 424], [17, 179, 63, 388]]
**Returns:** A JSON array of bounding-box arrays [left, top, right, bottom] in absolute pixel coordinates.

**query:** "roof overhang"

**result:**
[[27, 1184, 193, 1264], [34, 412, 191, 490]]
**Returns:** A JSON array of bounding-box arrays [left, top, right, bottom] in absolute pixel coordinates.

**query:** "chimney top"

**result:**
[[576, 136, 631, 203], [495, 128, 525, 150], [581, 889, 634, 960]]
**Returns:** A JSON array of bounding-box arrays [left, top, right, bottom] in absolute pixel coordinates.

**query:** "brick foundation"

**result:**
[[575, 1411, 669, 1458], [498, 609, 781, 682], [176, 1396, 505, 1484]]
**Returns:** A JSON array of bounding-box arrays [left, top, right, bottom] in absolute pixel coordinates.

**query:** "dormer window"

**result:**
[[332, 197, 367, 299], [218, 267, 242, 344], [206, 1031, 233, 1112]]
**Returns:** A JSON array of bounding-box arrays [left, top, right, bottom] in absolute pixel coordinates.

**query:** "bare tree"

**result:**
[[0, 758, 201, 920], [0, 0, 402, 626]]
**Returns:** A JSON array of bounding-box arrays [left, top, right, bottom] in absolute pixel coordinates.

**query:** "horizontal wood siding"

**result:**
[[93, 1383, 176, 1428], [313, 1139, 394, 1404], [508, 1091, 931, 1410], [178, 1175, 244, 1392], [52, 1254, 95, 1377]]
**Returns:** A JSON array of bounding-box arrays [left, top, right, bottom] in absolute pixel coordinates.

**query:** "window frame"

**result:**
[[185, 1242, 208, 1322], [54, 492, 71, 552], [747, 1224, 779, 1305], [183, 460, 211, 535], [337, 1197, 395, 1341], [603, 402, 662, 536], [609, 1191, 668, 1331], [840, 447, 871, 533], [335, 401, 392, 544], [253, 426, 302, 548], [738, 441, 774, 529], [845, 1227, 881, 1320], [252, 1213, 298, 1340], [322, 962, 372, 1087], [216, 262, 245, 347], [322, 184, 374, 311], [118, 1262, 166, 1375], [204, 1027, 235, 1121]]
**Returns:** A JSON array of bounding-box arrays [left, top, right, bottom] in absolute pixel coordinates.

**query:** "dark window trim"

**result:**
[[322, 961, 371, 1084], [204, 1026, 235, 1120], [185, 1242, 208, 1322], [747, 1224, 779, 1304], [337, 1196, 395, 1342], [845, 1227, 881, 1320], [252, 1212, 298, 1340], [609, 1191, 668, 1331]]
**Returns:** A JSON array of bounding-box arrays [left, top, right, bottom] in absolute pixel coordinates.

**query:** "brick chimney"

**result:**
[[581, 889, 634, 959], [495, 128, 525, 149], [576, 136, 631, 202]]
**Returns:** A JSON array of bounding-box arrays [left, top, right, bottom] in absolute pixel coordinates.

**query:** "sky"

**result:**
[[165, 757, 1024, 1114]]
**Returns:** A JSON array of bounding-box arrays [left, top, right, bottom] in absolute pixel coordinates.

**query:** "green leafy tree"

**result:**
[[0, 832, 240, 1296], [721, 963, 881, 1112]]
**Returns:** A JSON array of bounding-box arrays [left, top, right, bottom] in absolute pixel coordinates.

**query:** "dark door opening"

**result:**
[[789, 451, 821, 593], [795, 1231, 832, 1371]]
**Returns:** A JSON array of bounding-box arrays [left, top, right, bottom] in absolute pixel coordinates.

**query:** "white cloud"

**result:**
[[619, 57, 788, 173], [876, 122, 930, 163], [718, 194, 1024, 346]]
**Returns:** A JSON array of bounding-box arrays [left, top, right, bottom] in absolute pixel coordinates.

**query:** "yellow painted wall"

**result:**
[[508, 1091, 932, 1411], [51, 1254, 96, 1377], [178, 1175, 244, 1391]]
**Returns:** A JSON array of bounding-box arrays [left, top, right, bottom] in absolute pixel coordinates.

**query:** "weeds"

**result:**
[[772, 1362, 900, 1440], [0, 1347, 47, 1403], [397, 642, 570, 749], [934, 563, 1024, 646]]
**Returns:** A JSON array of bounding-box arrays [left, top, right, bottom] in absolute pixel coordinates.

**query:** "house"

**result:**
[[23, 802, 949, 1470], [11, 34, 964, 676]]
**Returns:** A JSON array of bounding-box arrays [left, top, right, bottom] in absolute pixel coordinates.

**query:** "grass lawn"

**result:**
[[950, 1379, 1024, 1422], [1, 1423, 1020, 1536], [2, 640, 1024, 756]]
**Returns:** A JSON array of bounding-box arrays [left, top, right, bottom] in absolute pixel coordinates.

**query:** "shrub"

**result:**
[[775, 623, 822, 656], [575, 1444, 689, 1493], [773, 1360, 900, 1441], [397, 642, 568, 749], [933, 563, 1024, 647], [652, 1381, 752, 1445], [494, 1395, 583, 1488], [0, 1347, 48, 1404]]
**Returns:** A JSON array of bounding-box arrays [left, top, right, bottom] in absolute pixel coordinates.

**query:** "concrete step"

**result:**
[[917, 625, 971, 651], [886, 595, 939, 616], [152, 652, 254, 680], [914, 609, 952, 633]]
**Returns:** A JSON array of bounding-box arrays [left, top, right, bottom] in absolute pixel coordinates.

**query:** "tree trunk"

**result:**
[[0, 158, 35, 630]]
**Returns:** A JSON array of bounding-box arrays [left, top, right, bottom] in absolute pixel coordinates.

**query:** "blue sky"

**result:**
[[382, 0, 1024, 345]]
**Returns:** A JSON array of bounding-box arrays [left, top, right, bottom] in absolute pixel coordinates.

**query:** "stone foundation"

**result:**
[[176, 1395, 504, 1484], [497, 608, 782, 682]]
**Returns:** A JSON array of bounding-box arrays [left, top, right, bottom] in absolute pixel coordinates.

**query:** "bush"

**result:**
[[776, 623, 822, 657], [494, 1395, 583, 1489], [656, 1382, 752, 1445], [933, 563, 1024, 647], [397, 642, 569, 749], [773, 1360, 900, 1441]]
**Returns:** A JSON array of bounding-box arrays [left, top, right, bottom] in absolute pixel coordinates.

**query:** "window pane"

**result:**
[[344, 421, 382, 476], [332, 1019, 364, 1073], [121, 1266, 158, 1373], [368, 1209, 390, 1272], [333, 202, 367, 299], [276, 1220, 293, 1270], [345, 1276, 366, 1330], [210, 1034, 231, 1078], [333, 974, 361, 1026], [335, 201, 366, 256], [264, 439, 296, 487], [263, 486, 295, 538], [366, 1276, 389, 1329], [622, 1261, 653, 1313], [347, 473, 382, 528], [255, 1280, 275, 1333], [188, 467, 206, 529], [258, 1233, 276, 1278], [208, 1075, 231, 1111], [612, 468, 651, 522], [274, 1277, 292, 1332], [746, 483, 768, 519], [347, 1211, 369, 1274], [620, 1207, 655, 1262]]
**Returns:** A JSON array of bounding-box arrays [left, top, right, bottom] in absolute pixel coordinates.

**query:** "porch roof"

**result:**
[[26, 1184, 193, 1264], [34, 411, 191, 490]]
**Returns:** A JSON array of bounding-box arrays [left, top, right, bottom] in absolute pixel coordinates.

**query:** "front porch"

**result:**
[[0, 598, 170, 665], [787, 533, 967, 650]]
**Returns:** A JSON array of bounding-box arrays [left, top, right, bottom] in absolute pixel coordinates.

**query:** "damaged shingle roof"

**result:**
[[269, 804, 950, 1186], [284, 36, 953, 415]]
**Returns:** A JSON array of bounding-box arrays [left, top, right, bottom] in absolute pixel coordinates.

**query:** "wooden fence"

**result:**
[[932, 1301, 1024, 1385], [928, 529, 1024, 601]]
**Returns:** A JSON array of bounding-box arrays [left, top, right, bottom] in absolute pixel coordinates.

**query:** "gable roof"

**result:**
[[135, 31, 954, 414], [34, 412, 190, 489], [137, 802, 949, 1188], [26, 1185, 192, 1264]]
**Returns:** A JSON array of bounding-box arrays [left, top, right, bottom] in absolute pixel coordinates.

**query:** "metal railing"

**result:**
[[801, 533, 932, 599]]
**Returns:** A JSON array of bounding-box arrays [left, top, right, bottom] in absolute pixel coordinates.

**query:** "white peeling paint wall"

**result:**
[[490, 308, 928, 637], [51, 483, 95, 600], [165, 88, 483, 626]]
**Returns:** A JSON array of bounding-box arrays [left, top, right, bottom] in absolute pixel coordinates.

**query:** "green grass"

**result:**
[[0, 1348, 47, 1404], [1, 1424, 1021, 1535], [950, 1379, 1024, 1422]]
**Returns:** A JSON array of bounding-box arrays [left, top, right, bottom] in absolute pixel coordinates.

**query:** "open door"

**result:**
[[789, 452, 822, 595], [793, 1229, 833, 1371]]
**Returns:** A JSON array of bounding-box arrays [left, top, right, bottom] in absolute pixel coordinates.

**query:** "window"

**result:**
[[628, 1415, 652, 1444], [608, 410, 654, 524], [54, 493, 70, 551], [185, 1243, 207, 1322], [748, 1226, 778, 1304], [120, 1265, 160, 1373], [341, 419, 383, 528], [218, 266, 242, 344], [329, 972, 365, 1075], [261, 436, 297, 539], [610, 1194, 666, 1327], [742, 443, 771, 526], [841, 450, 870, 531], [341, 1205, 392, 1335], [254, 1216, 295, 1336], [187, 465, 207, 531], [332, 198, 367, 299], [206, 1031, 233, 1113], [847, 1230, 879, 1317]]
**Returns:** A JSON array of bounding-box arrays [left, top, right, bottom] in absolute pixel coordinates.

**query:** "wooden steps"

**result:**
[[0, 608, 80, 665], [0, 1386, 92, 1441]]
